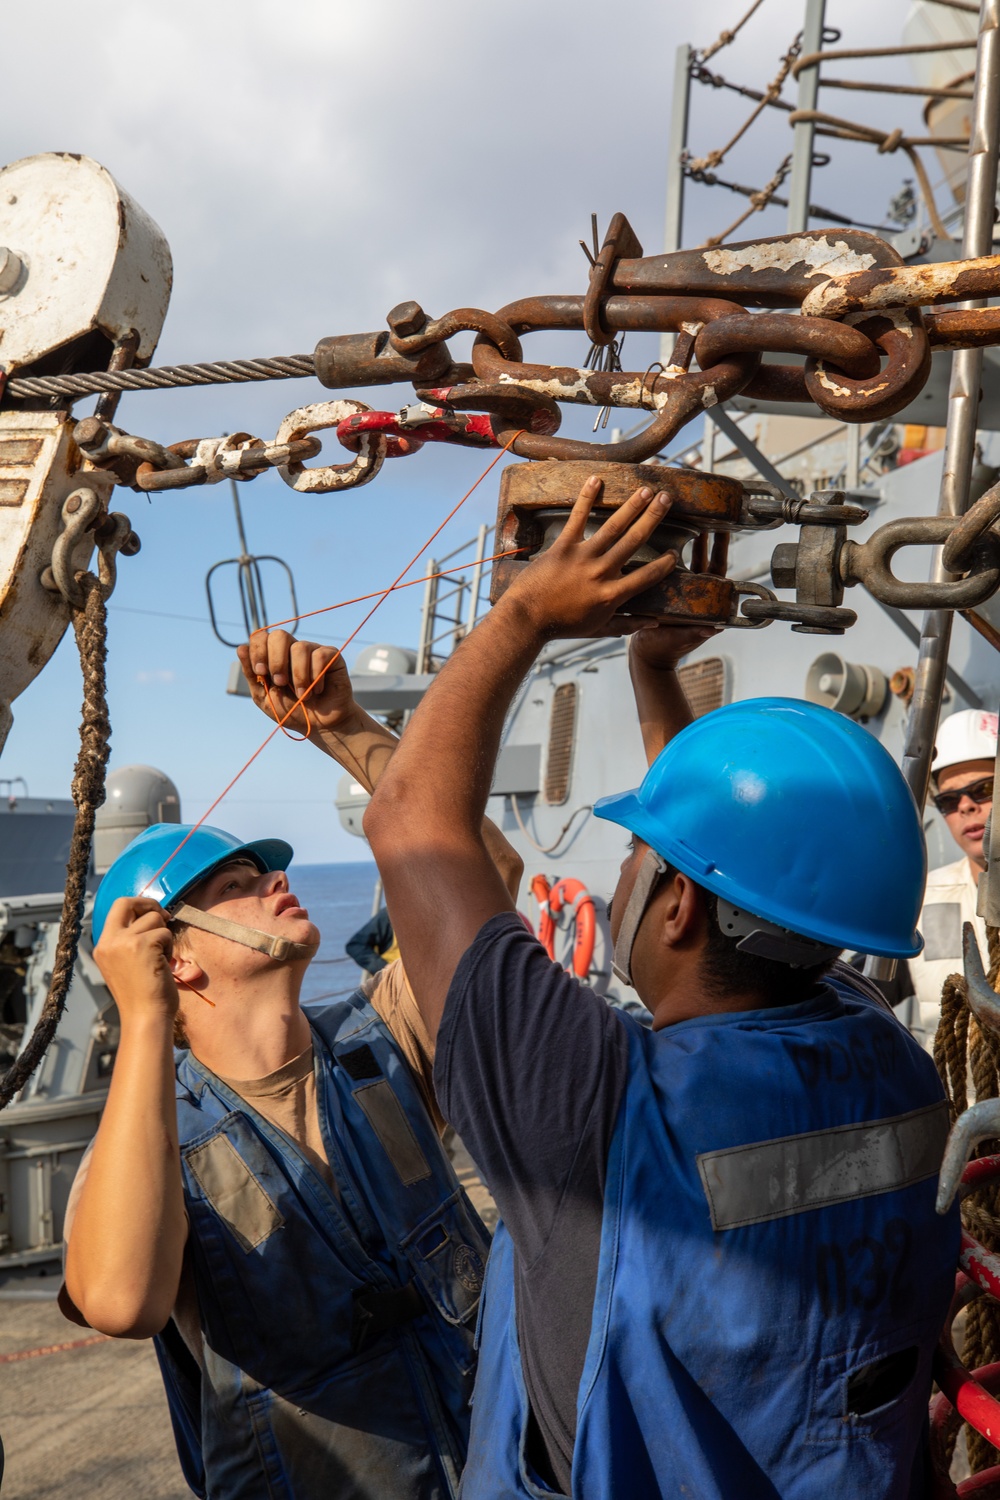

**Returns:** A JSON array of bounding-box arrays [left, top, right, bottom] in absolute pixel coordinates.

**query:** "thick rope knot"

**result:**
[[878, 128, 905, 155], [0, 572, 110, 1110]]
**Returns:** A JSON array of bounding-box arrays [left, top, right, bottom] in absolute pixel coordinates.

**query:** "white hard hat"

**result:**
[[933, 709, 998, 780]]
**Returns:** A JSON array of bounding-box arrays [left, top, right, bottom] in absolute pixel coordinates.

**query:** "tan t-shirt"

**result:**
[[217, 1046, 336, 1191], [62, 960, 437, 1346]]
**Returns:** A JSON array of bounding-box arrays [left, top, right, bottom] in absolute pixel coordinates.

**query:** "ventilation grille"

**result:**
[[544, 683, 578, 805], [678, 657, 726, 719]]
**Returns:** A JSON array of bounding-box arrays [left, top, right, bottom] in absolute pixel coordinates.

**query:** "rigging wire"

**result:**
[[688, 37, 802, 175], [701, 156, 793, 247], [698, 0, 767, 64]]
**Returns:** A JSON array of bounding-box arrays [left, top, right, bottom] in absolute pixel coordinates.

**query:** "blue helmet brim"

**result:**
[[594, 788, 923, 960], [170, 837, 294, 909]]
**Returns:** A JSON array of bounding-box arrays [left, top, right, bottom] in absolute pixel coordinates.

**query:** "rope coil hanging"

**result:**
[[0, 573, 111, 1110]]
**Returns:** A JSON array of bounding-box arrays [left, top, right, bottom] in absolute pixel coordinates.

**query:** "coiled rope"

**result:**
[[934, 928, 1000, 1474]]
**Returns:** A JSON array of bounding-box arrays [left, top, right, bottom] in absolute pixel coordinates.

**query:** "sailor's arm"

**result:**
[[363, 478, 677, 1039], [64, 898, 187, 1338], [237, 632, 524, 903], [628, 622, 720, 766]]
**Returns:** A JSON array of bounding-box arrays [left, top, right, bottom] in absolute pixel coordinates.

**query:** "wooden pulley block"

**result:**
[[490, 460, 743, 628]]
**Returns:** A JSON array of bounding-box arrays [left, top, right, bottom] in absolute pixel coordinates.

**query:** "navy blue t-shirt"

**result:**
[[434, 912, 629, 1494]]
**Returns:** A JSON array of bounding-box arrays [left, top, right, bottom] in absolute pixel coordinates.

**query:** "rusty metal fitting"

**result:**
[[388, 307, 522, 364], [422, 381, 561, 438], [739, 597, 858, 634], [490, 460, 743, 631], [927, 307, 1000, 351], [313, 329, 467, 391], [890, 666, 915, 706], [609, 227, 910, 308], [471, 293, 758, 463], [387, 301, 427, 339], [582, 212, 643, 347], [131, 430, 322, 491]]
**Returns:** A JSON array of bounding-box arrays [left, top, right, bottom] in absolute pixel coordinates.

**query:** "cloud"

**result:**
[[135, 669, 177, 685]]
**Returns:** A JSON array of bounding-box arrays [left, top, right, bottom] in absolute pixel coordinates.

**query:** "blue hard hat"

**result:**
[[594, 697, 925, 958], [91, 823, 293, 947]]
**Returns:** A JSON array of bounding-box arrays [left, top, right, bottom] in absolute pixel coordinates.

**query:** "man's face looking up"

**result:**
[[175, 858, 321, 971], [935, 758, 995, 872]]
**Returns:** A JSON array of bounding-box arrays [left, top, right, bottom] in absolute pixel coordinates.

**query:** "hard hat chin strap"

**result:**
[[611, 849, 667, 988], [171, 903, 313, 963]]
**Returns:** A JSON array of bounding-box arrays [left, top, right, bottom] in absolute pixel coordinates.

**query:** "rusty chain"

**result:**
[[4, 215, 1000, 463], [11, 213, 1000, 636]]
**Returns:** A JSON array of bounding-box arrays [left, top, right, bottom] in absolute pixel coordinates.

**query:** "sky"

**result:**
[[0, 0, 944, 860]]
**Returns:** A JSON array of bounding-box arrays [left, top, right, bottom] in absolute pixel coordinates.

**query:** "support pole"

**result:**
[[660, 43, 693, 368], [866, 0, 1000, 982], [845, 424, 861, 492], [786, 0, 827, 234], [703, 416, 717, 475]]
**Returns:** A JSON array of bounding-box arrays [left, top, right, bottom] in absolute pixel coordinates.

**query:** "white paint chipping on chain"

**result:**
[[702, 236, 878, 281]]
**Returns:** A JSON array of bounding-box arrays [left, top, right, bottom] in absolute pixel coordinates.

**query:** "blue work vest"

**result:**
[[153, 992, 490, 1500], [462, 973, 959, 1499]]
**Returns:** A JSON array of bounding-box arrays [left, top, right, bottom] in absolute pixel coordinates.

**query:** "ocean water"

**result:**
[[286, 860, 381, 1004]]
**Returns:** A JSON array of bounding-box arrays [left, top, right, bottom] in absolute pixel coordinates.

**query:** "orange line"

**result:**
[[261, 549, 522, 633], [0, 1332, 111, 1363], [142, 433, 523, 895]]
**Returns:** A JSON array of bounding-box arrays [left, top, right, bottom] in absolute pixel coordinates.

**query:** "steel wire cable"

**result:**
[[4, 354, 316, 401]]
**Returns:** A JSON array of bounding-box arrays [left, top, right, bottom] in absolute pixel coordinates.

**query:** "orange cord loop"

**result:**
[[261, 677, 311, 741]]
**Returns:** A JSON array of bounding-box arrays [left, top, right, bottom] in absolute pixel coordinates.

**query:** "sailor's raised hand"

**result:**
[[629, 621, 720, 671], [501, 476, 678, 639], [93, 897, 179, 1019], [238, 629, 358, 735]]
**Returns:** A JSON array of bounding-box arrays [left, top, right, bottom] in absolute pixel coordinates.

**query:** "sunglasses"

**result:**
[[932, 775, 995, 817]]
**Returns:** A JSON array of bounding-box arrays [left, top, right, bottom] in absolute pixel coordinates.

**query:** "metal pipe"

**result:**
[[866, 0, 1000, 984], [416, 561, 439, 674], [660, 43, 693, 367], [702, 416, 717, 475], [787, 0, 828, 232], [845, 424, 861, 490], [467, 523, 489, 633]]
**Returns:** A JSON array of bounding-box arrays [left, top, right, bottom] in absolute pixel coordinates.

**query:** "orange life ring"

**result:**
[[547, 877, 596, 979], [530, 874, 555, 958]]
